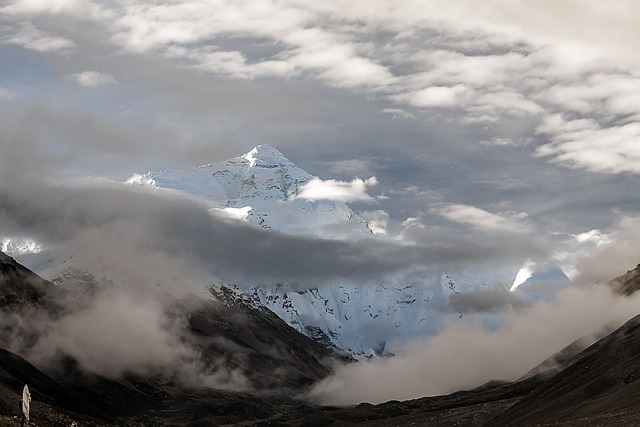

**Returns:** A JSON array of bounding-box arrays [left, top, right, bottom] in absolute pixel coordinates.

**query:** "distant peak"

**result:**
[[241, 144, 290, 167], [246, 144, 286, 158]]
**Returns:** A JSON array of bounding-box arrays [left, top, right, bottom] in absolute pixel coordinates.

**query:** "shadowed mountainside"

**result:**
[[486, 314, 640, 426], [611, 262, 640, 295], [4, 252, 640, 425]]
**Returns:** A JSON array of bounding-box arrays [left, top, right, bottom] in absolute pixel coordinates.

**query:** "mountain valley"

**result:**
[[0, 146, 636, 426]]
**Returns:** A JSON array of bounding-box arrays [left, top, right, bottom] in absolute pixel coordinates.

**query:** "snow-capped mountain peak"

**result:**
[[240, 143, 290, 168], [4, 145, 570, 359], [121, 145, 572, 358], [127, 144, 372, 238]]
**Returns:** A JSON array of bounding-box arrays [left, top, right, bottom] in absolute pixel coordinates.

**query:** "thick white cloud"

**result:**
[[536, 115, 640, 174], [402, 85, 468, 108], [572, 215, 640, 285], [539, 74, 640, 119], [295, 176, 379, 203]]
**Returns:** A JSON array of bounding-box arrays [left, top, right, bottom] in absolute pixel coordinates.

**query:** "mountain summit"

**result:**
[[127, 144, 372, 238], [123, 145, 570, 357], [1, 146, 569, 359], [240, 144, 291, 167]]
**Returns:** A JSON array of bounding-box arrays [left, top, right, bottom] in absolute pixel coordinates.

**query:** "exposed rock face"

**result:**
[[0, 252, 341, 424], [127, 144, 372, 239], [4, 252, 640, 425], [183, 284, 338, 390], [486, 314, 640, 426], [0, 252, 51, 310], [610, 263, 640, 295]]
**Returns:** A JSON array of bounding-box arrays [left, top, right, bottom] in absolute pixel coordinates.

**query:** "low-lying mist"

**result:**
[[0, 262, 252, 392], [307, 223, 640, 405], [307, 284, 640, 405], [3, 161, 640, 404]]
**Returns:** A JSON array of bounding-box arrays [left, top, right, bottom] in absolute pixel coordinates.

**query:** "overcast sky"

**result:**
[[1, 0, 640, 277], [5, 0, 640, 404]]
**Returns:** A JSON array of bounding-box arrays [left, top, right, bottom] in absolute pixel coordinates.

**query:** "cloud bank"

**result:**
[[2, 0, 639, 179], [308, 283, 640, 405]]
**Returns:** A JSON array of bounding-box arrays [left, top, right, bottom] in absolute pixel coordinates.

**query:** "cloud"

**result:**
[[449, 287, 527, 313], [401, 216, 426, 230], [3, 1, 639, 171], [538, 74, 640, 118], [0, 184, 250, 389], [329, 159, 374, 175], [536, 114, 640, 174], [479, 137, 534, 149], [360, 210, 389, 236], [382, 108, 414, 119], [401, 85, 468, 108], [109, 1, 395, 88], [571, 216, 640, 286], [0, 0, 109, 20], [67, 70, 119, 87], [4, 22, 75, 52], [295, 176, 379, 203], [308, 284, 640, 405], [27, 288, 194, 377], [0, 87, 11, 99], [0, 172, 546, 290], [0, 95, 231, 176], [432, 203, 531, 234], [473, 91, 543, 117]]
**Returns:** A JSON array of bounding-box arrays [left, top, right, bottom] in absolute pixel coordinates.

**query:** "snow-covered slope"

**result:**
[[251, 270, 506, 357], [2, 145, 569, 358], [127, 144, 372, 239], [124, 145, 569, 357]]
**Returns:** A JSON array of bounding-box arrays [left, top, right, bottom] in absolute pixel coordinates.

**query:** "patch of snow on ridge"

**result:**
[[511, 259, 569, 294], [511, 259, 536, 292], [1, 237, 43, 255], [126, 172, 157, 187], [241, 144, 288, 168]]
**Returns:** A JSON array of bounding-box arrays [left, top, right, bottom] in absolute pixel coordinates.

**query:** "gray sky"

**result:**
[[1, 0, 640, 277]]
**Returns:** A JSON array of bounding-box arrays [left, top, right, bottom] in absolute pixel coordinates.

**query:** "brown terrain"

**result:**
[[2, 251, 640, 426]]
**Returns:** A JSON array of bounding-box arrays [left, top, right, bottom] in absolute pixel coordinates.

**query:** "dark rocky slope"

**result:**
[[486, 314, 640, 426], [611, 262, 640, 295], [6, 251, 640, 426], [0, 252, 340, 425]]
